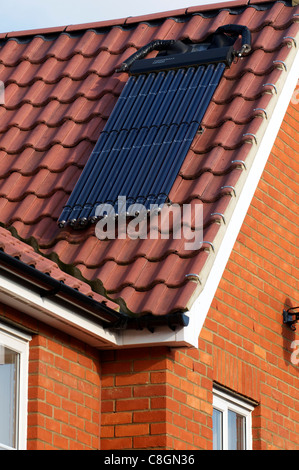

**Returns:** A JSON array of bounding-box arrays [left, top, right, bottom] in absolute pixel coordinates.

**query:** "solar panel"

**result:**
[[58, 26, 251, 228]]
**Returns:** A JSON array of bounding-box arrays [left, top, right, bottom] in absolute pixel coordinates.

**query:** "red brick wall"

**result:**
[[100, 97, 299, 450], [100, 345, 213, 450], [0, 305, 101, 450], [28, 328, 101, 449]]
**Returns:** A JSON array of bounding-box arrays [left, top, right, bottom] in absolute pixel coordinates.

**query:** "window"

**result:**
[[0, 323, 31, 450], [213, 387, 254, 450]]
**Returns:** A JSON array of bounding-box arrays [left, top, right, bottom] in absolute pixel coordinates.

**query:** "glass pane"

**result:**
[[213, 408, 223, 450], [228, 410, 246, 450], [0, 346, 19, 449]]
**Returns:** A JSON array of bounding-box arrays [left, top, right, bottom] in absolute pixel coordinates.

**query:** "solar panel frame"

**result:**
[[58, 49, 228, 227]]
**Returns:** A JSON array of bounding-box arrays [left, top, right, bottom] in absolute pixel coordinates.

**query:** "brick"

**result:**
[[77, 353, 94, 370], [102, 387, 132, 400], [86, 420, 100, 436], [61, 423, 77, 440], [133, 410, 165, 424], [61, 398, 76, 414], [77, 379, 93, 395], [62, 373, 78, 389], [69, 414, 85, 430], [101, 412, 132, 425], [55, 356, 70, 372], [47, 366, 63, 383], [69, 440, 85, 450], [150, 396, 167, 409], [101, 425, 114, 438], [133, 358, 168, 372], [62, 347, 78, 363], [115, 423, 149, 437], [28, 386, 45, 401], [133, 384, 166, 397], [116, 398, 149, 412], [47, 339, 63, 356], [150, 371, 167, 383], [44, 417, 60, 434], [53, 434, 69, 450], [28, 426, 53, 444], [77, 404, 92, 420], [101, 437, 132, 450], [133, 435, 167, 449], [70, 362, 86, 379], [116, 372, 149, 386], [85, 395, 100, 411], [77, 429, 92, 447], [69, 389, 85, 405], [46, 391, 61, 408], [54, 408, 69, 424], [101, 362, 132, 375]]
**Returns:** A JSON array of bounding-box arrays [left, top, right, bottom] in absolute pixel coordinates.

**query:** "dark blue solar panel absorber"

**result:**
[[58, 61, 226, 227]]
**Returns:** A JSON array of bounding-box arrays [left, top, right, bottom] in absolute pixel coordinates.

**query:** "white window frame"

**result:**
[[0, 322, 31, 450], [213, 387, 254, 450]]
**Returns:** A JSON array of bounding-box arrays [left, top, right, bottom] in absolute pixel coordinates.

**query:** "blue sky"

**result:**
[[0, 0, 234, 34]]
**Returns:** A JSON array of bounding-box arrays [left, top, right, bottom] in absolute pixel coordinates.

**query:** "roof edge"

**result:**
[[175, 40, 299, 348], [0, 248, 190, 348], [0, 249, 124, 326]]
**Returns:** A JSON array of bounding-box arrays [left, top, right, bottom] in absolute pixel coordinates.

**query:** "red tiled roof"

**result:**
[[0, 225, 120, 311], [0, 1, 298, 316]]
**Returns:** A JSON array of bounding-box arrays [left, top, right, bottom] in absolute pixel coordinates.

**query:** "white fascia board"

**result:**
[[0, 272, 119, 349]]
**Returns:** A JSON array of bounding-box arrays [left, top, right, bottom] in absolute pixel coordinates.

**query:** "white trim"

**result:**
[[0, 272, 119, 349], [0, 323, 31, 450], [213, 387, 254, 450]]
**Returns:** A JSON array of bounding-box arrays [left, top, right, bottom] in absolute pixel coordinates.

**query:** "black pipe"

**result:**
[[117, 39, 178, 72], [213, 24, 251, 54], [122, 312, 190, 333], [0, 249, 189, 332], [0, 249, 124, 325]]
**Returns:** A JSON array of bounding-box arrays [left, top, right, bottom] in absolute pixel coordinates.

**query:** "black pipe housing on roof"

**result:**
[[118, 24, 251, 74]]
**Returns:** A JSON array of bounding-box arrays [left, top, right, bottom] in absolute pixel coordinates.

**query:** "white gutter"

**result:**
[[0, 272, 119, 349]]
